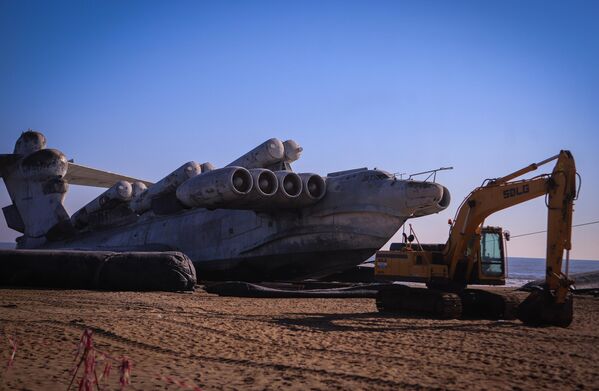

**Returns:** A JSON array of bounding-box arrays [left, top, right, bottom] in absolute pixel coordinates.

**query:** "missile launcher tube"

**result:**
[[283, 140, 303, 163], [131, 181, 147, 198], [200, 162, 215, 173], [131, 161, 201, 214], [227, 138, 285, 169], [71, 180, 132, 228]]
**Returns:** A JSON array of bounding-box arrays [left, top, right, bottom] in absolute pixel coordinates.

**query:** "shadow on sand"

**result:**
[[274, 311, 525, 333]]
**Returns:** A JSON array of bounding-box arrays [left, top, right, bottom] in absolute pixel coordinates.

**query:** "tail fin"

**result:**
[[1, 131, 73, 248], [2, 131, 153, 248]]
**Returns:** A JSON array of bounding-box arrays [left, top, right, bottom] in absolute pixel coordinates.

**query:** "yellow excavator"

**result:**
[[375, 150, 577, 327]]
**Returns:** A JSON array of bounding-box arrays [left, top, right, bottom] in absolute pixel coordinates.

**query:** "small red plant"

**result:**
[[119, 357, 131, 390], [68, 329, 133, 391], [68, 329, 97, 391], [6, 334, 17, 371], [68, 328, 201, 390]]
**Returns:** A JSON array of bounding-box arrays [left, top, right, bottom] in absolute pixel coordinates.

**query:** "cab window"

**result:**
[[480, 232, 504, 277]]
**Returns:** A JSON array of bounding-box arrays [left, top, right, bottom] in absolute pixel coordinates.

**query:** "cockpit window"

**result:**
[[365, 173, 385, 180], [358, 171, 393, 181], [335, 170, 393, 181]]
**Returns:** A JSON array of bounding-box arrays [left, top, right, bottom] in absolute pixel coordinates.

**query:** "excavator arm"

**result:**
[[444, 150, 577, 326], [545, 151, 576, 302], [445, 175, 551, 281]]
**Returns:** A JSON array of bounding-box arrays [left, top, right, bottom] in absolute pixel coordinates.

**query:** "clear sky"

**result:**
[[1, 0, 598, 259]]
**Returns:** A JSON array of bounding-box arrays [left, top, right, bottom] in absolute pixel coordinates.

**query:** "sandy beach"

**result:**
[[1, 288, 598, 390]]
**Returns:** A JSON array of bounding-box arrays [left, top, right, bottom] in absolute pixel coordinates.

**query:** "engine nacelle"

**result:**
[[293, 173, 326, 207], [276, 171, 302, 198], [227, 138, 285, 169], [71, 180, 132, 228], [225, 168, 279, 209], [258, 171, 303, 207], [250, 168, 278, 197], [131, 161, 201, 214], [176, 166, 253, 208]]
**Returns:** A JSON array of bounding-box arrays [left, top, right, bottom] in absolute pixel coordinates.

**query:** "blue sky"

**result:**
[[1, 0, 598, 259]]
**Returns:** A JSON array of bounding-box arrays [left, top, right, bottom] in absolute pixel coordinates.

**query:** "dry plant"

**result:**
[[68, 329, 131, 391], [5, 333, 17, 372], [67, 328, 200, 391]]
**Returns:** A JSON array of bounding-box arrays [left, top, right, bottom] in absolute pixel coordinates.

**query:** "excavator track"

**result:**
[[433, 292, 463, 319], [459, 289, 520, 320], [376, 285, 520, 321], [376, 285, 462, 319]]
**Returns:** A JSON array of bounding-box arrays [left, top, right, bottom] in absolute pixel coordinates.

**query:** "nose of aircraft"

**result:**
[[438, 185, 451, 208], [403, 181, 451, 216]]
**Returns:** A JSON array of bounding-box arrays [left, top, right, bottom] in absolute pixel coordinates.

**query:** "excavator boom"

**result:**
[[444, 175, 552, 283], [545, 151, 576, 298], [375, 150, 577, 327]]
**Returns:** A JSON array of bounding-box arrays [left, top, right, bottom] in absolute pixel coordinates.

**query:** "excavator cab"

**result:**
[[375, 226, 507, 287], [474, 227, 506, 283]]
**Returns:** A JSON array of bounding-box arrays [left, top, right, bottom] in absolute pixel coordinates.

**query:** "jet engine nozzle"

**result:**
[[301, 173, 326, 200], [232, 168, 253, 193], [176, 166, 253, 209], [250, 168, 278, 196], [223, 168, 279, 209], [244, 171, 303, 210], [290, 173, 327, 207], [275, 171, 302, 198]]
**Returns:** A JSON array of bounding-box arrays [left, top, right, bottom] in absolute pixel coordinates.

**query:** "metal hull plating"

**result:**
[[42, 199, 407, 281]]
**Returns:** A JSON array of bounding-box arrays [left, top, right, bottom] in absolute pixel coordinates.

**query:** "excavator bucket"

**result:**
[[517, 288, 573, 327]]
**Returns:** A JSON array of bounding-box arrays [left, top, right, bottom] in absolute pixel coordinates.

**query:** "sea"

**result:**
[[506, 257, 599, 286]]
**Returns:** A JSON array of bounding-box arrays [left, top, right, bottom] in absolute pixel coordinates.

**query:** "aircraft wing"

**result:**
[[65, 163, 154, 188]]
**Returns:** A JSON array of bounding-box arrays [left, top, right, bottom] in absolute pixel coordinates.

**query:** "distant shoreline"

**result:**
[[508, 256, 599, 263], [0, 242, 597, 261]]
